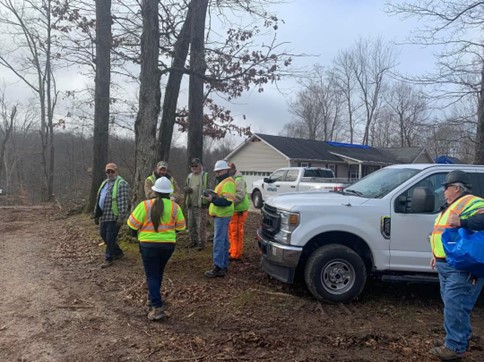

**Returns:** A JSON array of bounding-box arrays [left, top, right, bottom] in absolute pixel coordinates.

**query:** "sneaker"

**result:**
[[204, 266, 226, 278], [429, 346, 464, 360], [147, 307, 165, 321], [101, 260, 113, 269]]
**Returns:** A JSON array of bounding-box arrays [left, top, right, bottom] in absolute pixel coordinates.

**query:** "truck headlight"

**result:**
[[274, 210, 299, 244]]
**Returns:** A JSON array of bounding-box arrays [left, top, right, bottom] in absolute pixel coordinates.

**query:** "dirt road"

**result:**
[[1, 205, 483, 361]]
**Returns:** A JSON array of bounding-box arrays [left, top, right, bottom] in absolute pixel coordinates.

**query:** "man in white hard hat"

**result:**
[[203, 160, 236, 278]]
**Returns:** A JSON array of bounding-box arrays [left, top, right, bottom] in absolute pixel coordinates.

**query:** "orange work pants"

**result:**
[[228, 210, 248, 259]]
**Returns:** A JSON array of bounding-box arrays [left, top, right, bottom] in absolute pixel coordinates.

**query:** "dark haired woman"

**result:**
[[128, 176, 186, 321]]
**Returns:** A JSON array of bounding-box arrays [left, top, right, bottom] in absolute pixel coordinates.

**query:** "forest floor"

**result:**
[[1, 204, 484, 362]]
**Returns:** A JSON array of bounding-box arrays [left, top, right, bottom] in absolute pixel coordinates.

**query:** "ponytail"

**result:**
[[151, 193, 169, 231]]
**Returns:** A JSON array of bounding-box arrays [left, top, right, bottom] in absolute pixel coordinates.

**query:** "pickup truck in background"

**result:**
[[251, 167, 350, 209], [256, 164, 484, 303]]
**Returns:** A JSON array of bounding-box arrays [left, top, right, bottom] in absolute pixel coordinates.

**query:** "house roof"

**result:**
[[379, 147, 430, 164], [254, 134, 398, 165], [255, 134, 342, 162]]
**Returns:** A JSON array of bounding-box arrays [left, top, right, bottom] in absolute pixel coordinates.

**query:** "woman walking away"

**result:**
[[127, 177, 186, 321]]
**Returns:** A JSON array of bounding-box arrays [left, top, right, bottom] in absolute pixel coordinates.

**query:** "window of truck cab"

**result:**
[[394, 173, 447, 214], [269, 169, 286, 182]]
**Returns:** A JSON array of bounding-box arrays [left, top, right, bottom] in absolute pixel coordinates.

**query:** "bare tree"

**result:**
[[385, 82, 428, 147], [0, 92, 15, 182], [187, 0, 208, 164], [132, 0, 161, 203], [0, 0, 59, 201], [284, 66, 343, 141], [87, 0, 112, 212], [386, 0, 484, 163], [333, 50, 359, 143], [349, 38, 397, 145]]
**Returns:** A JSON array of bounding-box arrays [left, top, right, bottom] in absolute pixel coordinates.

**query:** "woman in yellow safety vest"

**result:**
[[127, 176, 186, 321]]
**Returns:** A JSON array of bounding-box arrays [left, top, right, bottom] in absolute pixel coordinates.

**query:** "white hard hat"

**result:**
[[214, 160, 230, 171], [152, 177, 173, 193]]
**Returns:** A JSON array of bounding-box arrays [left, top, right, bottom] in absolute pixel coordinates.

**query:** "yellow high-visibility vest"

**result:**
[[128, 198, 186, 242], [209, 177, 236, 218], [430, 194, 484, 258]]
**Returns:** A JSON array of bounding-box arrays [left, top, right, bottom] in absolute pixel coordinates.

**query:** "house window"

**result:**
[[299, 162, 310, 167]]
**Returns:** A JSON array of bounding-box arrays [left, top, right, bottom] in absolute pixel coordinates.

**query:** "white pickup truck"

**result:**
[[251, 167, 349, 209], [256, 163, 484, 303]]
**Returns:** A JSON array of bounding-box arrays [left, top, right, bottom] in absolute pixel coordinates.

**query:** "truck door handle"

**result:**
[[290, 186, 296, 188], [276, 185, 280, 187]]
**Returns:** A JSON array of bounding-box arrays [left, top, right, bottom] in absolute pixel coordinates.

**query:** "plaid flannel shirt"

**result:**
[[99, 177, 130, 222]]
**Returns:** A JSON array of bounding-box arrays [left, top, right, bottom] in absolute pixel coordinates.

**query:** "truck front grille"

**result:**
[[260, 204, 281, 239]]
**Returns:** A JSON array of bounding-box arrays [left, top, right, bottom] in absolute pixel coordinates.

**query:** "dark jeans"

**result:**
[[99, 221, 123, 261], [140, 243, 175, 308]]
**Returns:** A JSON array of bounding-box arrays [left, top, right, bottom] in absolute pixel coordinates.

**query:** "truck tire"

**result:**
[[252, 190, 263, 209], [304, 244, 367, 303]]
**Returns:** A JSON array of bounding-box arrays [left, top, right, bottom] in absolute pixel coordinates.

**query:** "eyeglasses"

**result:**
[[444, 184, 457, 191], [106, 170, 116, 174], [191, 164, 199, 167]]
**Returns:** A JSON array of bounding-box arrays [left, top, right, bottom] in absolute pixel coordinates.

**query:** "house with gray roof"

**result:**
[[225, 134, 433, 191]]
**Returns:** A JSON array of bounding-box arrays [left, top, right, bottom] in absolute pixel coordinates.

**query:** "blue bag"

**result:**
[[441, 228, 484, 277]]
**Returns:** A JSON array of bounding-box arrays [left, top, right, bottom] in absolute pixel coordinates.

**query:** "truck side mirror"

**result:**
[[396, 194, 411, 213], [264, 177, 274, 183], [411, 186, 435, 213]]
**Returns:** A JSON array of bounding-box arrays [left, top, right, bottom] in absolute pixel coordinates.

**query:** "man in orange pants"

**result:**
[[228, 162, 249, 260]]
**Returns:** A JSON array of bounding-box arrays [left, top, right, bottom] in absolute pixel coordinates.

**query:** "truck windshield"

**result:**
[[344, 167, 421, 198]]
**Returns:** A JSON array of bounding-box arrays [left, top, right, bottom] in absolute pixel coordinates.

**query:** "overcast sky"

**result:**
[[221, 0, 438, 138], [0, 0, 439, 144]]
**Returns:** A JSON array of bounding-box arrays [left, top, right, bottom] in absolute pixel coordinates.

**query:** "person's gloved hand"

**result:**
[[184, 186, 193, 194], [116, 218, 124, 228], [94, 217, 100, 225]]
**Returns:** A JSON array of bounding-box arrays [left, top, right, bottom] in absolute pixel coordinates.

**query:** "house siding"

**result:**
[[228, 140, 288, 192]]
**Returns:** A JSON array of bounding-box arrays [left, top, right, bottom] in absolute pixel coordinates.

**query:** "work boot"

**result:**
[[204, 265, 226, 278], [101, 260, 113, 269], [113, 253, 124, 260], [429, 346, 464, 360], [147, 307, 165, 321]]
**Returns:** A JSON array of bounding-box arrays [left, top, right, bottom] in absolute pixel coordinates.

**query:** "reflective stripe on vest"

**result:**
[[97, 176, 124, 216], [128, 198, 182, 242], [430, 195, 484, 258]]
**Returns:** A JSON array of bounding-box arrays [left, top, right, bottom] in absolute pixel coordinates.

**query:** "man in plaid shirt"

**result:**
[[93, 162, 130, 268]]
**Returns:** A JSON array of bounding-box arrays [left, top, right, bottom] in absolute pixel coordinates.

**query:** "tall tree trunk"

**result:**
[[475, 63, 484, 164], [187, 0, 208, 165], [87, 0, 112, 212], [133, 0, 161, 204], [157, 2, 193, 161], [46, 0, 54, 201]]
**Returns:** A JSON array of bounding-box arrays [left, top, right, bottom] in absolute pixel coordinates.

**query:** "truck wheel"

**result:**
[[252, 190, 263, 209], [304, 244, 367, 303]]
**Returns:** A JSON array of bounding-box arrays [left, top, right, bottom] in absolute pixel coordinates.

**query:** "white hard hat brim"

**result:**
[[152, 186, 173, 193]]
